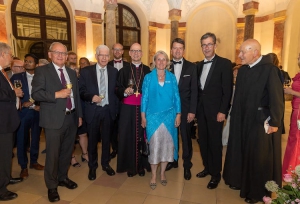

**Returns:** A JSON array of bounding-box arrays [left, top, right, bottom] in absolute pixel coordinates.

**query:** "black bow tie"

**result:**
[[172, 60, 182, 65], [203, 60, 213, 64]]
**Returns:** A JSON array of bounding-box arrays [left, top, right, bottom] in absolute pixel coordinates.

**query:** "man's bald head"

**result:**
[[238, 39, 261, 65]]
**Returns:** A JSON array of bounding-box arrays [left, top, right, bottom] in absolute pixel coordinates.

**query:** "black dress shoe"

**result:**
[[9, 177, 23, 185], [88, 169, 96, 180], [229, 185, 241, 190], [0, 191, 18, 201], [138, 169, 145, 177], [58, 178, 78, 189], [196, 170, 209, 178], [102, 165, 115, 176], [207, 179, 220, 189], [244, 197, 258, 203], [110, 150, 117, 159], [165, 161, 178, 171], [184, 169, 191, 180], [48, 188, 60, 202], [127, 172, 134, 177]]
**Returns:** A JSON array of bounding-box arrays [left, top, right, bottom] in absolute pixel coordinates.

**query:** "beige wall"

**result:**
[[253, 20, 274, 55], [156, 28, 170, 56]]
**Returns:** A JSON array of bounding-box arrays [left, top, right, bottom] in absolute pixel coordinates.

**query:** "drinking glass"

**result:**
[[14, 80, 22, 89]]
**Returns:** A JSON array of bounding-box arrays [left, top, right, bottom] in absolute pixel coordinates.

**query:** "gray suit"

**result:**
[[32, 63, 82, 189]]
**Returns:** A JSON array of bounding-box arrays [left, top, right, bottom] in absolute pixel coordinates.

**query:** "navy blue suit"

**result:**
[[79, 64, 118, 169], [11, 72, 41, 169]]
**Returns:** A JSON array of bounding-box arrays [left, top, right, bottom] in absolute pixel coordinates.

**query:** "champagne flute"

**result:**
[[284, 79, 291, 87], [128, 79, 134, 88], [14, 80, 22, 89], [66, 82, 73, 98], [99, 90, 106, 99]]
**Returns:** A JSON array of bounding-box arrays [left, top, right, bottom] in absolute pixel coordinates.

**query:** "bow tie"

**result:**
[[114, 60, 122, 63], [203, 60, 213, 64], [172, 60, 182, 65]]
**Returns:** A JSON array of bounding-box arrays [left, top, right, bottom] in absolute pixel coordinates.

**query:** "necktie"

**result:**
[[99, 68, 106, 106], [1, 69, 20, 109], [58, 69, 72, 110], [172, 60, 182, 65], [114, 60, 121, 63], [203, 60, 213, 64]]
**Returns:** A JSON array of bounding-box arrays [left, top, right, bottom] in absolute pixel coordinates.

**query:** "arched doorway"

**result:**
[[11, 0, 71, 59]]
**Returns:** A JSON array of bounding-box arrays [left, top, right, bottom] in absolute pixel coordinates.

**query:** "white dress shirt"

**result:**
[[200, 55, 215, 90], [96, 63, 109, 105], [173, 58, 183, 84], [113, 59, 124, 71]]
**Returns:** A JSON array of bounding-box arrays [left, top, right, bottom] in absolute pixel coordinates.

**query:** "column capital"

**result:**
[[169, 9, 181, 21], [104, 0, 118, 10], [0, 4, 6, 12], [148, 26, 158, 31], [75, 16, 87, 23], [243, 1, 259, 16], [273, 10, 286, 23], [237, 23, 245, 28]]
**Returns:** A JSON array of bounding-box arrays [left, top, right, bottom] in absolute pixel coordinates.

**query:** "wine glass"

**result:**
[[66, 82, 72, 89], [128, 79, 134, 88], [284, 79, 291, 87], [14, 80, 22, 89], [99, 90, 106, 99]]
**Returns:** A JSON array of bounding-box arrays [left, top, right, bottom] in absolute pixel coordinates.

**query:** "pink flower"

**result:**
[[292, 183, 297, 188], [263, 196, 272, 204], [295, 198, 300, 202], [283, 174, 293, 183]]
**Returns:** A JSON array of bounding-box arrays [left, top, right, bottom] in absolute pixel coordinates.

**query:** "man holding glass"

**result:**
[[79, 45, 119, 179], [31, 42, 82, 202], [0, 42, 23, 201], [116, 43, 151, 177], [10, 53, 44, 180]]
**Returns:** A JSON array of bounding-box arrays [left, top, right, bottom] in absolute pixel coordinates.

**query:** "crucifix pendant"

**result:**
[[134, 90, 140, 97]]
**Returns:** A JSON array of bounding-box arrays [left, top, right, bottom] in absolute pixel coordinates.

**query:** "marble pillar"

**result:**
[[273, 12, 286, 65], [236, 23, 245, 63], [148, 26, 157, 64], [169, 9, 181, 44], [178, 25, 186, 42], [243, 1, 259, 41], [74, 15, 87, 61], [0, 4, 8, 43], [104, 1, 117, 58]]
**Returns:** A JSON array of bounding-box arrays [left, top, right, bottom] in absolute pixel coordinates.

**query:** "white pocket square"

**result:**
[[183, 75, 190, 77]]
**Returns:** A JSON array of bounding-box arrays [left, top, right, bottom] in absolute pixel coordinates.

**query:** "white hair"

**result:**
[[96, 45, 110, 55]]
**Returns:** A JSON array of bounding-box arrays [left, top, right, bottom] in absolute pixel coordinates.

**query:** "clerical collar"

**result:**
[[249, 56, 262, 68], [132, 63, 141, 67]]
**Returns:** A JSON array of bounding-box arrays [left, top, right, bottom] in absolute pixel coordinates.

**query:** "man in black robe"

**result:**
[[116, 43, 150, 177], [223, 39, 284, 203]]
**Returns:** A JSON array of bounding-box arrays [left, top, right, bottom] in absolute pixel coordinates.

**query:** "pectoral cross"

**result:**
[[134, 90, 140, 97]]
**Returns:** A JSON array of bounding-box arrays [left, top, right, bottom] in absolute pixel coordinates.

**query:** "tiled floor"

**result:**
[[7, 102, 292, 204]]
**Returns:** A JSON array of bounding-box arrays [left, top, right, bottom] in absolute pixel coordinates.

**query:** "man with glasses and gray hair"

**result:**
[[31, 42, 82, 202], [195, 32, 232, 190], [79, 44, 119, 180]]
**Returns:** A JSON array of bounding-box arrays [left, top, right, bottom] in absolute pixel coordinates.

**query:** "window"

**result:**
[[11, 0, 71, 59]]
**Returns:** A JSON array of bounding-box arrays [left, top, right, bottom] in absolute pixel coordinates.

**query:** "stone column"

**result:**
[[148, 26, 157, 64], [90, 13, 103, 56], [178, 24, 186, 42], [273, 11, 286, 65], [243, 1, 259, 41], [236, 22, 245, 63], [0, 3, 8, 43], [74, 15, 87, 61], [169, 9, 181, 44], [104, 0, 118, 58]]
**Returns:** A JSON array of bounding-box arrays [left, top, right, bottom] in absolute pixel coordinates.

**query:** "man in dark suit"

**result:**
[[196, 32, 232, 189], [0, 42, 24, 201], [11, 53, 44, 180], [79, 45, 118, 180], [107, 43, 130, 159], [166, 38, 198, 180], [31, 42, 82, 202]]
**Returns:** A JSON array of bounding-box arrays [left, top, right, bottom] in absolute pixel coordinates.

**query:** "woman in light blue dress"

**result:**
[[141, 50, 181, 189]]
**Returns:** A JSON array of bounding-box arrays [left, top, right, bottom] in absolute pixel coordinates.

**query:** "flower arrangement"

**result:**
[[263, 165, 300, 204]]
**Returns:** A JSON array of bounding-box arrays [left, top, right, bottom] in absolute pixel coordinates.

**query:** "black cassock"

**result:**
[[116, 63, 151, 175], [223, 56, 284, 201]]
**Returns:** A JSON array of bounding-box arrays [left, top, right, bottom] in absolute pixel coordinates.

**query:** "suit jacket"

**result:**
[[31, 63, 82, 129], [170, 58, 198, 115], [0, 69, 20, 133], [108, 60, 130, 71], [196, 54, 233, 117], [79, 64, 119, 123]]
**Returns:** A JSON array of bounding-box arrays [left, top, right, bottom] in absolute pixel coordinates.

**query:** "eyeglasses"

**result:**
[[130, 50, 142, 53], [24, 60, 35, 64], [113, 48, 123, 52], [50, 50, 68, 56], [98, 54, 110, 58], [5, 53, 14, 58], [201, 43, 215, 48], [13, 66, 24, 69]]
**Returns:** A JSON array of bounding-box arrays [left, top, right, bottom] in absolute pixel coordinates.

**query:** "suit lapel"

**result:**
[[170, 64, 174, 74], [178, 59, 187, 87], [48, 63, 63, 89], [203, 56, 218, 89], [22, 72, 29, 94], [90, 65, 99, 94]]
